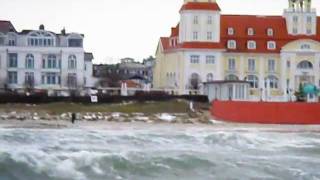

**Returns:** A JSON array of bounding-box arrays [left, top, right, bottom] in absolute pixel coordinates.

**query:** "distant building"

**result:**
[[154, 0, 320, 102], [93, 57, 155, 87], [0, 21, 94, 96]]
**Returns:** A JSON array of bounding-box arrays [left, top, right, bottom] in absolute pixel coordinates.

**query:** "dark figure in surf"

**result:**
[[71, 113, 76, 124]]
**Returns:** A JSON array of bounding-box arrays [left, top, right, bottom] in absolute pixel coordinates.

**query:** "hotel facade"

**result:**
[[154, 0, 320, 101], [0, 21, 94, 96]]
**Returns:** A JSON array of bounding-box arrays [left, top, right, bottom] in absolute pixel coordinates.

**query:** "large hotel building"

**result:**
[[154, 0, 320, 101], [0, 21, 93, 95]]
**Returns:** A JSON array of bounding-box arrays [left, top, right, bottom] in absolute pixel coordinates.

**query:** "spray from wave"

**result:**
[[0, 128, 320, 180]]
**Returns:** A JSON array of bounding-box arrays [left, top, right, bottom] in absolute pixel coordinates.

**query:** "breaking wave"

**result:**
[[0, 128, 320, 180]]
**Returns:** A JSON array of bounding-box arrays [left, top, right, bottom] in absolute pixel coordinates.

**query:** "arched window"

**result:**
[[265, 75, 279, 89], [190, 73, 201, 90], [28, 31, 55, 47], [206, 73, 214, 82], [245, 75, 259, 88], [225, 74, 239, 81], [297, 61, 313, 69], [25, 54, 34, 69], [68, 55, 77, 69]]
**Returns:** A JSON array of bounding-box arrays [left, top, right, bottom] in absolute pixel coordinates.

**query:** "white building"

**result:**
[[0, 21, 94, 96]]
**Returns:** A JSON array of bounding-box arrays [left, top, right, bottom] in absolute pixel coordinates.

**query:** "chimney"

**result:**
[[61, 27, 66, 35], [39, 24, 45, 30]]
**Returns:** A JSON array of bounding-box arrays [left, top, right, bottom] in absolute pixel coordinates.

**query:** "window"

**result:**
[[247, 28, 254, 36], [193, 31, 198, 40], [265, 75, 279, 89], [207, 32, 212, 40], [25, 54, 34, 69], [8, 71, 17, 84], [248, 59, 256, 72], [190, 55, 200, 64], [67, 73, 77, 88], [206, 56, 215, 64], [306, 29, 312, 35], [193, 16, 199, 24], [293, 16, 298, 22], [227, 28, 234, 35], [267, 41, 276, 50], [207, 16, 212, 24], [45, 73, 58, 85], [245, 75, 259, 89], [8, 40, 15, 46], [287, 61, 291, 68], [227, 40, 236, 49], [28, 31, 55, 47], [25, 72, 34, 87], [8, 53, 18, 68], [267, 28, 274, 36], [207, 73, 214, 82], [293, 28, 298, 34], [268, 59, 275, 72], [247, 41, 256, 49], [225, 74, 239, 81], [0, 33, 5, 45], [68, 39, 83, 47], [47, 55, 57, 69], [68, 55, 77, 69], [228, 58, 236, 71], [301, 44, 311, 49], [297, 61, 313, 69], [307, 16, 312, 23]]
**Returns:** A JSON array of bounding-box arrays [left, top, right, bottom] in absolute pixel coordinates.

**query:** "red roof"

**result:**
[[0, 20, 16, 33], [160, 14, 320, 53], [180, 2, 221, 12]]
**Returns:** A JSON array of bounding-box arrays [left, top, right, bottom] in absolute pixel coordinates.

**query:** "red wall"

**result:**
[[211, 101, 320, 124]]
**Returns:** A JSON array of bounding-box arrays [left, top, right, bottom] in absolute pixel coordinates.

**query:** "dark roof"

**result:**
[[84, 52, 94, 61], [0, 20, 16, 33], [129, 75, 145, 80]]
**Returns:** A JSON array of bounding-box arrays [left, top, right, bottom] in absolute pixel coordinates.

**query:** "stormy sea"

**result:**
[[0, 125, 320, 180]]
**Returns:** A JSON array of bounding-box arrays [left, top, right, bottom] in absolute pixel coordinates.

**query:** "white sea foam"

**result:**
[[0, 126, 320, 180]]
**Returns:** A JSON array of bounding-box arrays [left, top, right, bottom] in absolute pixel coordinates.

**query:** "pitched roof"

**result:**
[[180, 2, 221, 12], [0, 20, 16, 33], [160, 15, 320, 54]]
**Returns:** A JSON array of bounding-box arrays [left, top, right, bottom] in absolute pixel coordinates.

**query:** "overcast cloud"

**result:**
[[0, 0, 319, 63]]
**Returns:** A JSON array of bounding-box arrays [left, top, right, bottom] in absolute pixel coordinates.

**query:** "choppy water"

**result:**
[[0, 126, 320, 180]]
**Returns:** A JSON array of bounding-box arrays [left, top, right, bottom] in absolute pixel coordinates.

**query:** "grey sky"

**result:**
[[0, 0, 319, 64]]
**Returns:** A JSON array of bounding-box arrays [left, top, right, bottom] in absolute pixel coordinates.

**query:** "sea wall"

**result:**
[[211, 101, 320, 124]]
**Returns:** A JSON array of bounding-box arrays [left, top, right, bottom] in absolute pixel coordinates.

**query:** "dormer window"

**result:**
[[228, 28, 234, 35], [247, 28, 254, 36], [267, 41, 276, 50], [28, 31, 55, 47], [247, 40, 256, 49], [67, 33, 83, 47], [267, 28, 274, 36], [227, 40, 236, 49]]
